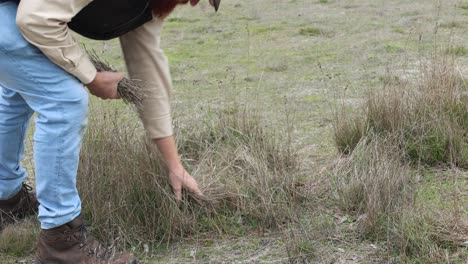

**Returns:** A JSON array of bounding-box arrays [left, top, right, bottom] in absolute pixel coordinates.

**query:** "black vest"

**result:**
[[68, 0, 153, 40]]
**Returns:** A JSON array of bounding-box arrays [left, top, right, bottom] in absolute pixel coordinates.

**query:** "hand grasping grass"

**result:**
[[87, 49, 146, 110]]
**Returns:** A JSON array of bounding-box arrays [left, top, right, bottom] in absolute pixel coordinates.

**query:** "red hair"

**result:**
[[152, 0, 191, 18]]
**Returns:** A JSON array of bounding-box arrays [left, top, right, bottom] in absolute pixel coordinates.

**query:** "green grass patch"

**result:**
[[458, 3, 468, 10], [299, 27, 324, 36], [384, 44, 404, 53], [249, 24, 282, 34], [446, 46, 468, 56], [440, 21, 463, 28], [167, 17, 201, 24]]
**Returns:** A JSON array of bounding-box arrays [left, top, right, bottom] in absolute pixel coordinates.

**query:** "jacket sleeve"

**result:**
[[119, 17, 174, 139], [16, 0, 97, 84]]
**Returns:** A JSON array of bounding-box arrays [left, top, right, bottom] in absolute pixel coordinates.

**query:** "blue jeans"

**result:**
[[0, 1, 88, 229]]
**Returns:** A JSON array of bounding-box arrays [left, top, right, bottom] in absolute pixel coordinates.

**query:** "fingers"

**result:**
[[184, 177, 203, 197], [110, 72, 125, 99], [170, 171, 204, 201], [87, 71, 125, 100], [116, 72, 126, 82], [172, 183, 182, 201]]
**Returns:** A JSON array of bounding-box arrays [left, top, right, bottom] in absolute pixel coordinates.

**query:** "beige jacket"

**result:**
[[16, 0, 173, 139]]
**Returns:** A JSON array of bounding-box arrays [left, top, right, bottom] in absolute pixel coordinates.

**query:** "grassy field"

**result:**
[[1, 0, 467, 263]]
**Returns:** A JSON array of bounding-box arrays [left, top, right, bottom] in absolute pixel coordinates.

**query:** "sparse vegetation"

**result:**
[[1, 0, 467, 262]]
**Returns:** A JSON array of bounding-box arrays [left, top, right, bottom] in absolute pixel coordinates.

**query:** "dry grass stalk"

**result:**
[[87, 50, 146, 110]]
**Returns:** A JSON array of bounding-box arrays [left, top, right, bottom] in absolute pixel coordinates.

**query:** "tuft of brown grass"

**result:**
[[331, 55, 467, 261], [87, 50, 146, 110], [334, 57, 467, 168], [77, 104, 299, 249], [329, 137, 467, 262], [330, 136, 414, 237], [0, 218, 39, 257]]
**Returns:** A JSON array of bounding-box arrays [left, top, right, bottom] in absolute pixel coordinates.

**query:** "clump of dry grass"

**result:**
[[77, 104, 299, 249], [334, 57, 467, 168], [331, 55, 467, 261], [0, 218, 39, 257], [329, 137, 467, 262], [330, 136, 414, 237], [87, 50, 146, 109]]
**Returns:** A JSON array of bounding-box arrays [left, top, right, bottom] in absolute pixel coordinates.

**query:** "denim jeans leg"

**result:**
[[0, 86, 34, 200], [0, 1, 89, 229]]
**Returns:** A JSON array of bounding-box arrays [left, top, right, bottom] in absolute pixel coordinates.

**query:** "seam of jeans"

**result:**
[[53, 103, 66, 212], [14, 110, 28, 174], [0, 46, 53, 97], [16, 57, 52, 97], [18, 110, 33, 169], [0, 3, 20, 55]]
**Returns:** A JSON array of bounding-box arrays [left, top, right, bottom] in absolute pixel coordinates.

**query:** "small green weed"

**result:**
[[384, 44, 404, 53], [299, 27, 324, 37], [446, 46, 468, 56]]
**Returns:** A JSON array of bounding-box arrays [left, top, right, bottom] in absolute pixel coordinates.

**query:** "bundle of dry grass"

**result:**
[[87, 50, 146, 110]]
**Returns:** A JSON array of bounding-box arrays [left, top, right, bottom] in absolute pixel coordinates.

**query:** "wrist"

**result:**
[[152, 137, 182, 172], [167, 161, 183, 172]]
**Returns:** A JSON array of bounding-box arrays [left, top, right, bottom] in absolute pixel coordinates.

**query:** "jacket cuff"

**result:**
[[69, 56, 97, 84]]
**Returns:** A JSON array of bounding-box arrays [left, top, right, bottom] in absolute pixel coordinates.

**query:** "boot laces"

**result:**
[[21, 183, 33, 193], [64, 224, 112, 261], [19, 183, 35, 204]]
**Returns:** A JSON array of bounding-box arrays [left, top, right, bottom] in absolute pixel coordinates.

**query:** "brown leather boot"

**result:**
[[0, 183, 39, 230], [35, 215, 137, 264]]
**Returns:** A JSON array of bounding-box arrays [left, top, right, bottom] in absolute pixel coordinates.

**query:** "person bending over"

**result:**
[[0, 0, 220, 263]]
